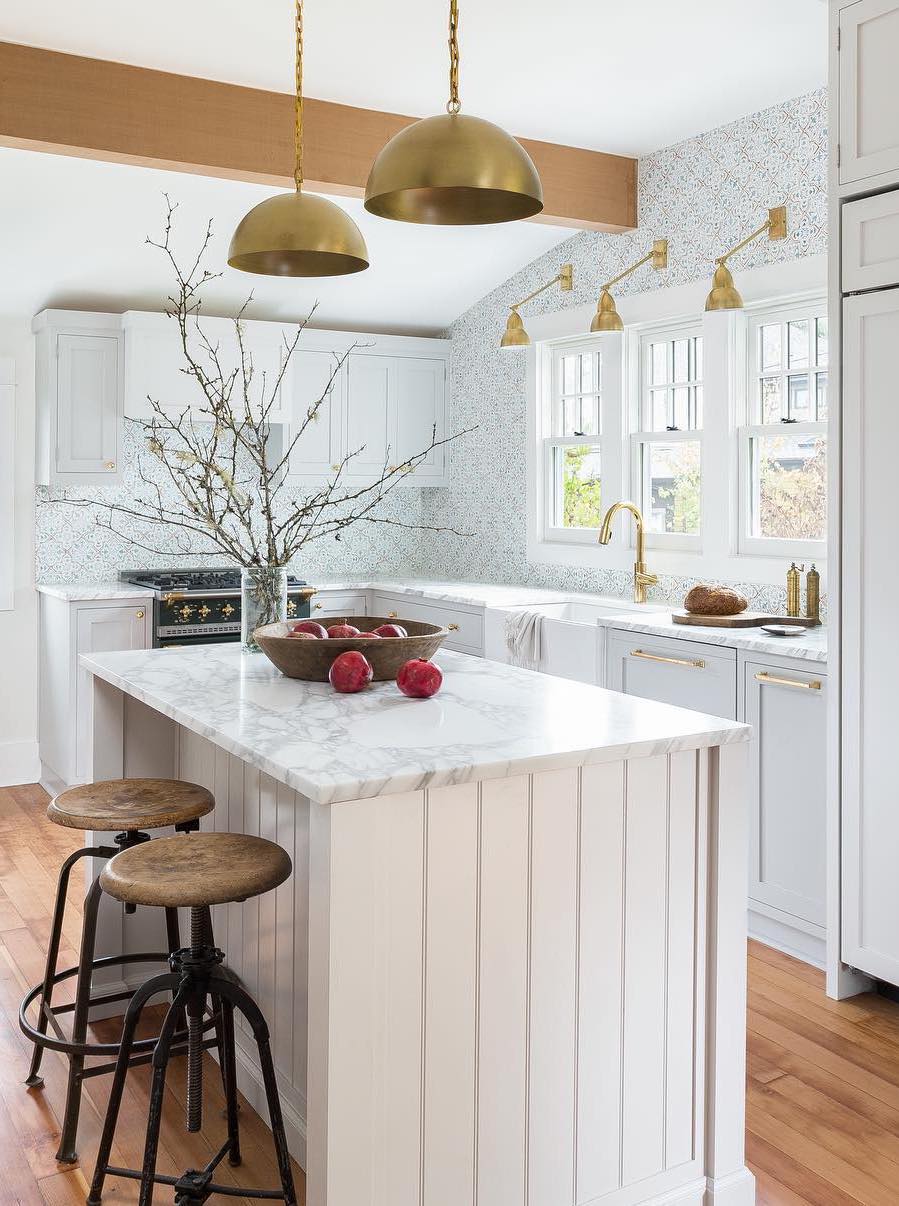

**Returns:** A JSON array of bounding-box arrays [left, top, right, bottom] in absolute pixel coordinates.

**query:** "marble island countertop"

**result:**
[[81, 643, 749, 805]]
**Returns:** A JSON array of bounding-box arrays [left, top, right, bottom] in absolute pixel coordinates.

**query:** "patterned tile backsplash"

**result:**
[[36, 89, 827, 615]]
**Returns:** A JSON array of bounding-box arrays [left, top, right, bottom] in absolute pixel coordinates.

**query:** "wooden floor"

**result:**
[[2, 785, 899, 1204]]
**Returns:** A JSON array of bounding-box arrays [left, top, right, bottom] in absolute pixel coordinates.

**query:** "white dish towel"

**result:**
[[504, 609, 544, 671]]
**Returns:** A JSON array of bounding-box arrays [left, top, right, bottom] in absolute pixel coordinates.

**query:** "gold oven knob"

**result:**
[[221, 603, 235, 618], [177, 604, 195, 622], [198, 604, 211, 620], [287, 599, 297, 617]]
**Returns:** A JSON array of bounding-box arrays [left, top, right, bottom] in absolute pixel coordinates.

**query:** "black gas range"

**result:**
[[120, 568, 314, 647]]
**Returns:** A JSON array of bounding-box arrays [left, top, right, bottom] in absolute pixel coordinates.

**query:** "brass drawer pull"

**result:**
[[631, 649, 705, 669], [755, 671, 821, 691], [135, 609, 145, 619], [387, 611, 398, 619], [447, 623, 460, 631]]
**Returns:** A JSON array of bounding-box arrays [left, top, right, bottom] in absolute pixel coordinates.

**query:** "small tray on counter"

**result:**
[[672, 610, 821, 629]]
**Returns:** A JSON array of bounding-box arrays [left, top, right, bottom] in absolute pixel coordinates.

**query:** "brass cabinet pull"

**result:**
[[104, 460, 116, 471], [313, 603, 323, 611], [630, 649, 705, 669], [447, 623, 460, 631], [387, 610, 398, 619], [135, 609, 145, 619], [755, 671, 821, 691]]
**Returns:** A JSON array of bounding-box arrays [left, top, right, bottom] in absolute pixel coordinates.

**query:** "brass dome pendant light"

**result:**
[[228, 0, 369, 277], [364, 0, 543, 225]]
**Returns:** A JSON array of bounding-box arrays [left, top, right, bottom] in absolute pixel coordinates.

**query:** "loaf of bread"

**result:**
[[683, 584, 748, 616]]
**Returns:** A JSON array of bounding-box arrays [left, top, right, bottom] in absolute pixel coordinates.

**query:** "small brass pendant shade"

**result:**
[[704, 263, 743, 312], [365, 112, 543, 226], [590, 289, 624, 333], [228, 0, 369, 279], [228, 192, 369, 277], [500, 310, 530, 348], [365, 1, 543, 226]]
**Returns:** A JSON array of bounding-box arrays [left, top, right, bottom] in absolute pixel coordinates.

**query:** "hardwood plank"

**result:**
[[749, 939, 825, 989], [0, 41, 637, 233], [752, 1167, 815, 1206], [746, 1132, 863, 1206]]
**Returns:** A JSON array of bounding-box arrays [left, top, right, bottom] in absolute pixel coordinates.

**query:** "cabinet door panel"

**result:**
[[843, 190, 899, 292], [370, 593, 483, 655], [345, 356, 394, 479], [745, 661, 826, 927], [840, 0, 899, 184], [607, 633, 737, 720], [395, 358, 446, 482], [287, 350, 344, 480], [56, 334, 120, 475], [75, 604, 150, 781], [842, 287, 899, 982]]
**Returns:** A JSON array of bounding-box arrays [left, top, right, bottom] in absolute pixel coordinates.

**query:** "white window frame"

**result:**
[[739, 297, 827, 559], [539, 336, 622, 546], [629, 321, 704, 553]]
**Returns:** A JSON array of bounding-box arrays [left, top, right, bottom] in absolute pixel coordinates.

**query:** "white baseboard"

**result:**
[[705, 1168, 756, 1205], [231, 1040, 307, 1170], [749, 908, 826, 969], [0, 739, 40, 787]]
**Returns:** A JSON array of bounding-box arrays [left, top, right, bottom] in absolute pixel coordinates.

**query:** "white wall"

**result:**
[[0, 319, 40, 786]]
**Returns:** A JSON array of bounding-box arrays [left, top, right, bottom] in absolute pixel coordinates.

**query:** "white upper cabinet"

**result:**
[[286, 348, 345, 482], [344, 355, 395, 481], [34, 311, 124, 487], [843, 190, 899, 291], [839, 0, 899, 186], [123, 311, 290, 424], [395, 358, 446, 486]]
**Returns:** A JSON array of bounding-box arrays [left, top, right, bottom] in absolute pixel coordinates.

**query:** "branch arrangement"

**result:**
[[60, 198, 473, 568]]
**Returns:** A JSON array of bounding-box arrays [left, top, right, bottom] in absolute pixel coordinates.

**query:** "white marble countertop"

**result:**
[[81, 643, 749, 805], [597, 613, 828, 664], [37, 582, 155, 601]]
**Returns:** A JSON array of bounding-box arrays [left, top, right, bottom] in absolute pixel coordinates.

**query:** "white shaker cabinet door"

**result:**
[[344, 355, 395, 480], [744, 660, 827, 929], [842, 286, 899, 983], [839, 0, 899, 185], [394, 358, 447, 486], [286, 349, 345, 482], [55, 333, 122, 481], [606, 632, 737, 720], [74, 603, 151, 782]]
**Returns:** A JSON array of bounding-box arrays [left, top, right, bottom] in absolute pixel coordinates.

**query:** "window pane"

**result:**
[[672, 387, 690, 429], [693, 337, 703, 381], [552, 444, 602, 529], [788, 320, 809, 370], [693, 386, 703, 429], [760, 376, 783, 422], [649, 388, 669, 431], [561, 355, 578, 395], [816, 372, 828, 421], [816, 317, 828, 367], [643, 440, 701, 535], [760, 324, 782, 372], [580, 353, 595, 394], [673, 339, 689, 382], [787, 373, 811, 421], [577, 396, 599, 437], [750, 433, 827, 541], [651, 342, 668, 385], [561, 397, 579, 436]]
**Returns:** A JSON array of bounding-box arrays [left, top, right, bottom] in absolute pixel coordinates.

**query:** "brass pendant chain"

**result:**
[[447, 0, 461, 115], [294, 0, 304, 191]]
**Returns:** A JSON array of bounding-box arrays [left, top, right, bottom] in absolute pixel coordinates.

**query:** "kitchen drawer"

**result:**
[[606, 631, 737, 720], [843, 191, 899, 293], [311, 591, 368, 619], [370, 592, 484, 655]]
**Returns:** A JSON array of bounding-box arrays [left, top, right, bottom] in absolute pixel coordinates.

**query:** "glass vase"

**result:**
[[241, 565, 288, 651]]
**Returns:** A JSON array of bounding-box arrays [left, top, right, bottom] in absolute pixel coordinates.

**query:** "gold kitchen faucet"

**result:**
[[597, 501, 659, 604]]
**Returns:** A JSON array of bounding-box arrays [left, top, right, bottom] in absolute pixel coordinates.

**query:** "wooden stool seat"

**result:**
[[48, 778, 215, 832], [100, 832, 292, 908]]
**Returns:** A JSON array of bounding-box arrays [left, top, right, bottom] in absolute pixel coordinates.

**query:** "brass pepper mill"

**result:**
[[806, 563, 820, 624], [786, 562, 804, 617]]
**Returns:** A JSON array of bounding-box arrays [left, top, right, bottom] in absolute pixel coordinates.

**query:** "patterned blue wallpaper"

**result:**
[[36, 89, 826, 605]]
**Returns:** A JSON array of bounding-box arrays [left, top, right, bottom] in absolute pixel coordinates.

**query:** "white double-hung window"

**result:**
[[630, 325, 703, 550], [739, 301, 827, 556], [542, 340, 610, 542]]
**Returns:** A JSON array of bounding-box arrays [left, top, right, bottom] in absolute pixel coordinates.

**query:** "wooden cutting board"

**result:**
[[672, 610, 821, 629]]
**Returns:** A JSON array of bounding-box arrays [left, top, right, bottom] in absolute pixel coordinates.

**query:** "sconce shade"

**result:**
[[500, 310, 530, 348], [704, 262, 744, 311], [228, 191, 370, 277], [590, 289, 624, 333], [364, 113, 543, 226]]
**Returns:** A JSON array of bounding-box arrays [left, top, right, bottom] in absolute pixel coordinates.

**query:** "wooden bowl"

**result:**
[[253, 616, 449, 682]]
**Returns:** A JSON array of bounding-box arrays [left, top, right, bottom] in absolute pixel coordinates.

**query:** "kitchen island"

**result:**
[[81, 642, 753, 1206]]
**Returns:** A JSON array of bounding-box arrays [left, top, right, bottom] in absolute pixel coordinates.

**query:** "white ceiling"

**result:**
[[1, 0, 827, 156], [0, 147, 570, 333]]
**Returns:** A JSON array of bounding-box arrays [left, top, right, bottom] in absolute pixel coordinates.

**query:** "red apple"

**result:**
[[329, 650, 373, 693], [373, 622, 408, 638], [291, 619, 329, 639], [396, 658, 443, 699], [286, 630, 317, 640], [327, 623, 361, 639], [355, 631, 382, 639]]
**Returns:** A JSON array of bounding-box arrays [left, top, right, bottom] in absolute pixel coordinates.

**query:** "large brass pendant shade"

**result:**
[[364, 2, 543, 225], [228, 1, 369, 278]]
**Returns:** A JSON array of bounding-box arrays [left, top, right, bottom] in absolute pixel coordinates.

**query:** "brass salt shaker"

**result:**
[[786, 562, 804, 617], [806, 564, 820, 624]]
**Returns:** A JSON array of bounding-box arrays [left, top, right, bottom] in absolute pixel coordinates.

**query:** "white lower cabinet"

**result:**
[[370, 592, 484, 655], [40, 594, 152, 789], [309, 590, 368, 621], [605, 632, 737, 719], [742, 656, 827, 959]]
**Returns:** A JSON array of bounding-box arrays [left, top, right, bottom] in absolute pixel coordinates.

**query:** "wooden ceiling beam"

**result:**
[[0, 41, 636, 233]]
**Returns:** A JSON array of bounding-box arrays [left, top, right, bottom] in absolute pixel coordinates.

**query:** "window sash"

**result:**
[[543, 436, 604, 543], [630, 429, 702, 550], [747, 306, 828, 425], [738, 421, 827, 556], [639, 325, 703, 432]]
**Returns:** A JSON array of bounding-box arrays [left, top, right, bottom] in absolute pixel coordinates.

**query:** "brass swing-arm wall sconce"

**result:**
[[500, 264, 574, 347], [590, 239, 668, 332], [705, 206, 787, 311]]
